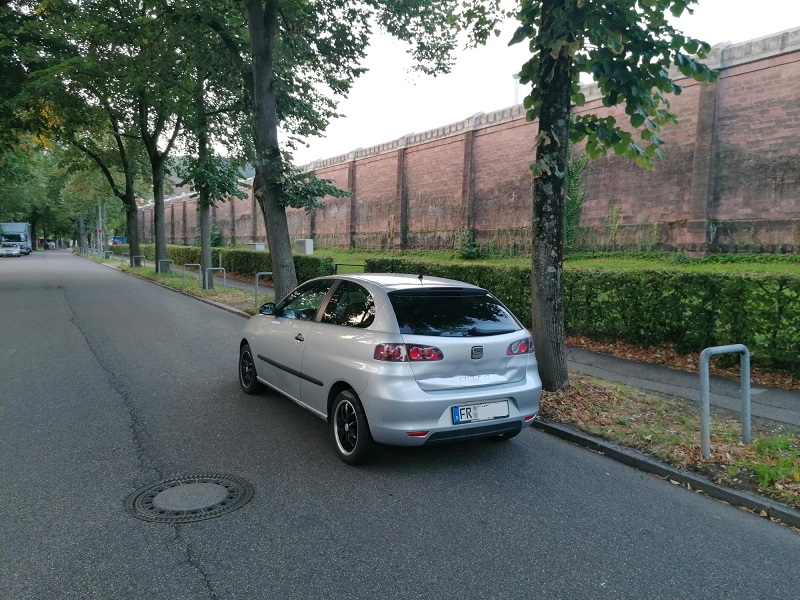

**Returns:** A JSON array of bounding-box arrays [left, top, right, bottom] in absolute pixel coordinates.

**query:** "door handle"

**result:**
[[295, 333, 304, 342]]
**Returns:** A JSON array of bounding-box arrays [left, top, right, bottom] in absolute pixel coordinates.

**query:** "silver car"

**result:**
[[0, 242, 21, 257], [238, 273, 541, 464]]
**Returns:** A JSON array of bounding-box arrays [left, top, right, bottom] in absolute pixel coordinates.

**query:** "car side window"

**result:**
[[278, 280, 333, 321], [321, 281, 375, 328]]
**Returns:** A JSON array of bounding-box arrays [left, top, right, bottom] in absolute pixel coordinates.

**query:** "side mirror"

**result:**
[[259, 302, 276, 316]]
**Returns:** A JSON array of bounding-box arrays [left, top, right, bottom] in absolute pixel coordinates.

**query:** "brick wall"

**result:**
[[139, 27, 800, 254]]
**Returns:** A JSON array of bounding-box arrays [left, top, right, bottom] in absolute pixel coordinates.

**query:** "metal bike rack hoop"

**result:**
[[254, 272, 273, 311], [205, 267, 226, 289], [699, 344, 751, 459], [157, 259, 174, 274], [183, 264, 201, 287]]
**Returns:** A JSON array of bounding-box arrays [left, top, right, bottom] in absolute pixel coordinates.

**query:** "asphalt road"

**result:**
[[1, 251, 799, 600]]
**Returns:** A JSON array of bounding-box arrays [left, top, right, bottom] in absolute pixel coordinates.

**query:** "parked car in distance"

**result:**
[[238, 273, 542, 464], [14, 242, 30, 255], [0, 242, 21, 257]]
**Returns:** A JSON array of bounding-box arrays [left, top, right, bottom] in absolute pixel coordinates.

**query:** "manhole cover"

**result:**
[[125, 474, 254, 523]]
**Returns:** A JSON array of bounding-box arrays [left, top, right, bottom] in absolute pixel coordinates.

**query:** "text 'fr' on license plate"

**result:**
[[452, 400, 509, 424]]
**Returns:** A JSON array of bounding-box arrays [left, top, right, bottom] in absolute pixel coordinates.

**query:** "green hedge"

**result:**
[[112, 244, 334, 284], [366, 258, 534, 328], [365, 258, 800, 371]]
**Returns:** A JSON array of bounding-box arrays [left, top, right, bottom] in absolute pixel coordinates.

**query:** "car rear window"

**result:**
[[388, 289, 521, 337]]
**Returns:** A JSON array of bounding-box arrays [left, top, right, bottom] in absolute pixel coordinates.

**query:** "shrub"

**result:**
[[365, 258, 800, 371], [114, 244, 334, 284]]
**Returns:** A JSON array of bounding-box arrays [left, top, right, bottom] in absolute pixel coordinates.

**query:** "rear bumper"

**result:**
[[361, 367, 541, 446], [425, 420, 523, 444]]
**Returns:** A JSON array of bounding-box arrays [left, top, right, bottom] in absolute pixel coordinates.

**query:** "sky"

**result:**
[[290, 0, 800, 166]]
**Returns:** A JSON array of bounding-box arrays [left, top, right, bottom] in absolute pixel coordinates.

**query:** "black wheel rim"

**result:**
[[240, 348, 255, 387], [334, 399, 358, 455]]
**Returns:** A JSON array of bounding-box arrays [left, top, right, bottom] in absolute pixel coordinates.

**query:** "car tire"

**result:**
[[239, 343, 265, 395], [331, 390, 375, 465]]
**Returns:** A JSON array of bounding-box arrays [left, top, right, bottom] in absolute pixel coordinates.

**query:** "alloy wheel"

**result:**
[[240, 348, 255, 387], [334, 399, 358, 455]]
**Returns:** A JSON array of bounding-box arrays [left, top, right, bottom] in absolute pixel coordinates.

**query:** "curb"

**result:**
[[100, 261, 251, 319], [94, 255, 800, 528], [533, 420, 800, 529]]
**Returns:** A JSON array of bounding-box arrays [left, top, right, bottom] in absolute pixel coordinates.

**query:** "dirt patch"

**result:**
[[540, 373, 800, 512]]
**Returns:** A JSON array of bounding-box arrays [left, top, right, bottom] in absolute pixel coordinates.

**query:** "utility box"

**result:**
[[294, 239, 314, 255], [247, 243, 266, 251]]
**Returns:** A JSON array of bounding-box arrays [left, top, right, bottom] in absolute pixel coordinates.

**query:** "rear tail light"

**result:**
[[374, 344, 444, 362], [507, 337, 534, 356]]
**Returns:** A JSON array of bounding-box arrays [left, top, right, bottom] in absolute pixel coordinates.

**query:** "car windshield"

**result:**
[[388, 289, 520, 337], [2, 243, 17, 248]]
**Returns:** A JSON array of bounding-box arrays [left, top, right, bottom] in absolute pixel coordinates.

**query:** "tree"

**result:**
[[118, 2, 187, 271], [2, 0, 152, 263], [510, 0, 717, 390], [0, 4, 27, 156], [178, 73, 249, 289], [204, 0, 504, 299], [59, 161, 126, 247], [169, 4, 253, 289], [66, 100, 150, 263], [0, 138, 121, 245], [0, 139, 44, 220]]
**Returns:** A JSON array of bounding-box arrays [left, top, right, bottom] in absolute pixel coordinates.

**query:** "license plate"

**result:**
[[452, 400, 509, 424]]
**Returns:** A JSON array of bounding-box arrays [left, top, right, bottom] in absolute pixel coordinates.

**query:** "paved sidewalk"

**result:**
[[567, 346, 800, 427]]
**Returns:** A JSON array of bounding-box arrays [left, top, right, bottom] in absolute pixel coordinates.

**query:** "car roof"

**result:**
[[330, 273, 486, 292]]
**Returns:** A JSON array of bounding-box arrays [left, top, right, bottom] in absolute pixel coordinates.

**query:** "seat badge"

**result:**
[[471, 346, 484, 360]]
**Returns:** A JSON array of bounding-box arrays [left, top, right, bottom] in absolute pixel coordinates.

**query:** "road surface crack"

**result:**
[[174, 526, 218, 599], [61, 285, 162, 481]]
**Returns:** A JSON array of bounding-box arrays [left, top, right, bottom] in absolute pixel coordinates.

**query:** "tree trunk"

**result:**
[[137, 93, 170, 273], [195, 72, 214, 289], [197, 135, 213, 289], [77, 218, 87, 248], [246, 0, 297, 301], [124, 171, 141, 267], [530, 0, 572, 391], [151, 159, 167, 272], [199, 204, 212, 288], [125, 202, 140, 265]]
